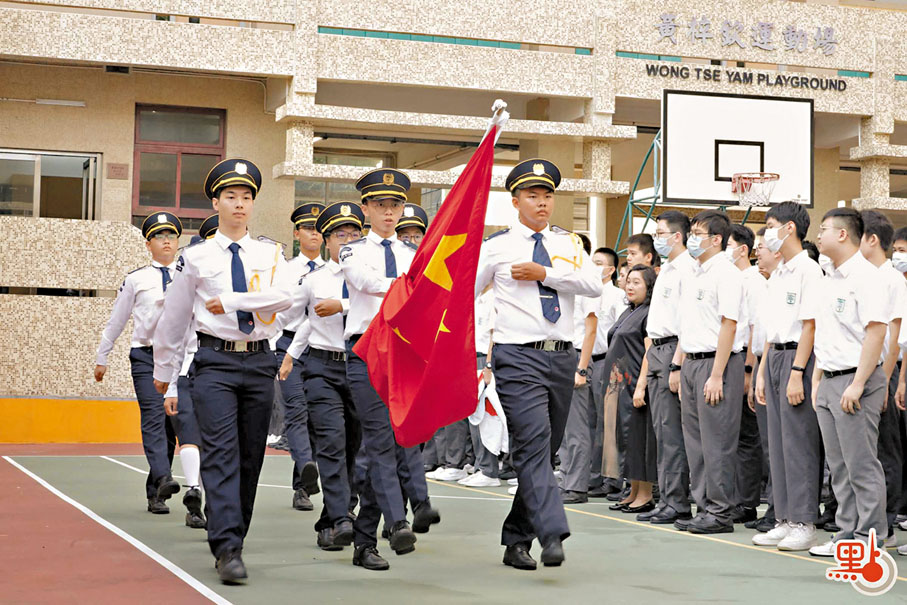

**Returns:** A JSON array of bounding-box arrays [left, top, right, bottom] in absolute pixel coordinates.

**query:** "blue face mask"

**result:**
[[653, 236, 673, 257], [687, 234, 709, 259]]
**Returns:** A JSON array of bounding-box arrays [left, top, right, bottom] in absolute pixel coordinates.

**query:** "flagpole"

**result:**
[[483, 99, 510, 145]]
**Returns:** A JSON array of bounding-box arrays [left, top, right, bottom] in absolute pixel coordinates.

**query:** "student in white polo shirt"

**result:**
[[676, 210, 745, 535], [807, 208, 889, 557], [858, 210, 904, 546]]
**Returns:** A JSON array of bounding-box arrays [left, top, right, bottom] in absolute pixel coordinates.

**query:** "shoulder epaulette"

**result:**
[[127, 264, 148, 275], [298, 264, 326, 285], [344, 237, 368, 246], [257, 235, 284, 248], [484, 227, 510, 241], [403, 241, 418, 251], [550, 225, 572, 234]]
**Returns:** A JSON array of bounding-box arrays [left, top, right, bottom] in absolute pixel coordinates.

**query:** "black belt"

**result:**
[[135, 345, 153, 353], [592, 352, 608, 362], [772, 342, 799, 351], [521, 340, 573, 352], [197, 332, 269, 353], [651, 336, 678, 347], [686, 351, 716, 360], [308, 347, 348, 363], [823, 367, 857, 379], [740, 346, 748, 355], [349, 334, 363, 345], [282, 329, 296, 341]]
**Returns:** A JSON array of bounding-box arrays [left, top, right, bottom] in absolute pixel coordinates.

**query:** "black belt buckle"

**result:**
[[772, 342, 798, 351], [687, 351, 716, 361], [823, 367, 858, 379], [529, 340, 568, 352], [652, 336, 678, 347]]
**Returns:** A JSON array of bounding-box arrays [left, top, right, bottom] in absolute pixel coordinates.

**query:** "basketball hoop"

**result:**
[[732, 172, 780, 207]]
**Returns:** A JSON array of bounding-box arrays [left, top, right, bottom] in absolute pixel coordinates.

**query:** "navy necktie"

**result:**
[[228, 242, 255, 334], [159, 266, 171, 292], [381, 239, 397, 278], [306, 260, 316, 273], [341, 280, 349, 329], [531, 232, 561, 323]]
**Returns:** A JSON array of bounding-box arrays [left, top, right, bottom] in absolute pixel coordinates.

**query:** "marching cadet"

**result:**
[[642, 211, 695, 524], [808, 208, 889, 556], [152, 159, 294, 584], [725, 225, 763, 525], [94, 211, 182, 515], [858, 210, 904, 546], [340, 168, 439, 571], [272, 202, 325, 511], [279, 202, 366, 553], [676, 210, 745, 535], [753, 202, 823, 551], [475, 158, 601, 570]]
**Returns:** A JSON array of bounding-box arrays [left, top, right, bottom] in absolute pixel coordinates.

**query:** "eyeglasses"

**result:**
[[332, 230, 361, 242], [152, 233, 179, 241], [399, 234, 424, 244], [690, 230, 710, 238], [655, 230, 676, 238]]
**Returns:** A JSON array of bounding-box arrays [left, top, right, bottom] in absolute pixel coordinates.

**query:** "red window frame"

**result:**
[[132, 104, 226, 220]]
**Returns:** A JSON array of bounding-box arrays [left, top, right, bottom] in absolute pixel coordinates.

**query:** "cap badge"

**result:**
[[403, 206, 415, 217], [235, 162, 248, 175], [311, 207, 320, 216], [532, 163, 545, 176], [157, 214, 167, 224], [383, 172, 395, 185], [340, 204, 351, 216]]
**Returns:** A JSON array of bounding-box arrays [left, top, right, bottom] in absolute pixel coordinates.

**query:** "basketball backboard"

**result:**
[[662, 90, 813, 207]]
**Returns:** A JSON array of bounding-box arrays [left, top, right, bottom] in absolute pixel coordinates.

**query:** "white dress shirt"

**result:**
[[475, 288, 495, 355], [647, 250, 697, 340], [596, 281, 627, 355], [96, 259, 176, 366], [475, 222, 601, 345], [679, 253, 744, 355], [573, 294, 600, 350], [339, 230, 415, 339], [734, 265, 763, 351], [275, 254, 325, 333], [152, 230, 293, 382], [286, 260, 347, 356], [808, 252, 888, 372], [764, 250, 823, 344], [750, 278, 768, 357], [877, 260, 905, 360]]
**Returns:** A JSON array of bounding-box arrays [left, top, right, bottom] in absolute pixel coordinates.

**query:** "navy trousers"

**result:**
[[275, 333, 314, 490], [346, 339, 411, 547], [493, 343, 574, 547], [302, 351, 361, 532], [190, 345, 276, 557], [174, 374, 202, 447], [128, 346, 176, 499]]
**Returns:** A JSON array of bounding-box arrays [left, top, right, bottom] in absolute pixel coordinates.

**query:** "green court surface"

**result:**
[[7, 454, 907, 604]]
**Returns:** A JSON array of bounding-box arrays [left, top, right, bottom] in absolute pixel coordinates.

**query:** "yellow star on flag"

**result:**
[[424, 233, 467, 291], [435, 309, 451, 341]]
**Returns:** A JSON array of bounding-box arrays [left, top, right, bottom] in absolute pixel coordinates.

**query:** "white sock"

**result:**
[[180, 446, 201, 488]]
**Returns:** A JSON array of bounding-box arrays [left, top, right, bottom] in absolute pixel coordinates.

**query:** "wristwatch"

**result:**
[[744, 365, 754, 374], [668, 363, 682, 372], [791, 365, 806, 373], [577, 368, 588, 377], [484, 362, 492, 370]]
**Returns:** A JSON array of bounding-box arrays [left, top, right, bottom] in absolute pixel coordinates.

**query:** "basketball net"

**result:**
[[732, 172, 780, 207]]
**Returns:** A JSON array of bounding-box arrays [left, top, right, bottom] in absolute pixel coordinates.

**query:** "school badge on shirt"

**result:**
[[835, 298, 846, 313], [786, 292, 796, 305], [696, 289, 704, 301], [663, 287, 671, 298]]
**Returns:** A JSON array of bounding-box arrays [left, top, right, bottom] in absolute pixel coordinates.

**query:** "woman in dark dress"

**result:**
[[605, 265, 658, 513]]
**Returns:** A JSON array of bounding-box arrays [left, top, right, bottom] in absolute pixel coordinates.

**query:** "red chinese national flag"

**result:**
[[353, 125, 499, 447]]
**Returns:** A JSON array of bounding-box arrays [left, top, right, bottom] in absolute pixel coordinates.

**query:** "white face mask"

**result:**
[[763, 225, 789, 253], [892, 252, 907, 273], [653, 235, 673, 257], [725, 246, 739, 263], [687, 234, 710, 259], [818, 253, 834, 274]]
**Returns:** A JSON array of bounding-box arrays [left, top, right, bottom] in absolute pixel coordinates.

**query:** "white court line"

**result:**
[[3, 456, 232, 605]]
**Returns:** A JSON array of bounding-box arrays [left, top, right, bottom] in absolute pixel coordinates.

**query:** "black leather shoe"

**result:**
[[502, 543, 536, 570], [588, 485, 619, 498], [147, 497, 169, 514], [540, 538, 565, 567], [637, 503, 666, 522], [562, 491, 588, 504], [731, 505, 757, 524], [317, 528, 343, 551], [215, 549, 247, 584], [412, 499, 441, 533], [499, 469, 517, 481], [607, 486, 630, 502], [185, 511, 207, 528], [155, 476, 180, 501], [824, 521, 841, 533], [332, 520, 354, 546], [300, 461, 320, 496], [746, 515, 776, 532], [182, 487, 205, 528], [624, 500, 656, 514], [353, 544, 389, 571], [650, 507, 692, 525], [609, 502, 629, 511], [292, 488, 313, 511], [387, 521, 416, 555], [674, 515, 699, 531], [688, 516, 734, 534]]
